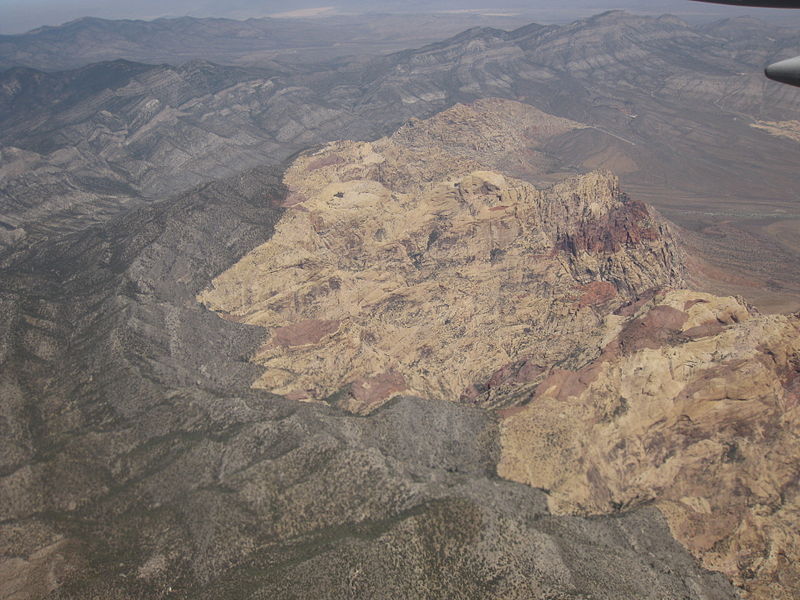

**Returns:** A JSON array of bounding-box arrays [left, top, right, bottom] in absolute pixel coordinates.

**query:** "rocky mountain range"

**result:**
[[0, 95, 739, 600], [198, 98, 800, 598], [0, 14, 526, 71], [199, 100, 684, 413], [501, 287, 800, 598], [2, 11, 800, 307], [1, 9, 799, 600]]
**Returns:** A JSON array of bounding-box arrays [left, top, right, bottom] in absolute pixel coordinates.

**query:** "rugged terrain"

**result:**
[[2, 10, 800, 600], [500, 289, 800, 599], [0, 14, 527, 71], [198, 99, 800, 598], [0, 134, 737, 600], [200, 100, 683, 413], [1, 11, 800, 308]]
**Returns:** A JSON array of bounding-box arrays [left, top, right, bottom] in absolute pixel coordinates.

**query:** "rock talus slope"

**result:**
[[199, 99, 685, 414]]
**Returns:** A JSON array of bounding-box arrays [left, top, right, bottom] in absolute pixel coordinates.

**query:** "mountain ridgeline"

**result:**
[[0, 13, 530, 71], [1, 11, 799, 307], [1, 10, 799, 600]]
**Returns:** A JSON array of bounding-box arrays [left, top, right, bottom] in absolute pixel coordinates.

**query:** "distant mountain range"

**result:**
[[2, 11, 799, 308], [4, 0, 800, 37], [3, 8, 799, 73], [0, 13, 529, 71]]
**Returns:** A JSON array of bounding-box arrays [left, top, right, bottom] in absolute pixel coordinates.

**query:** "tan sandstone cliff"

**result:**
[[199, 98, 800, 598], [199, 99, 683, 414], [499, 290, 800, 599]]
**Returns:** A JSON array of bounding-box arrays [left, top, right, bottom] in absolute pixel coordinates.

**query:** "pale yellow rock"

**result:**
[[199, 99, 682, 413], [499, 290, 800, 599], [751, 119, 800, 143]]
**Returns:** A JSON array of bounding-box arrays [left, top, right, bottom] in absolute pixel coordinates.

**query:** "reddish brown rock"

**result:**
[[618, 305, 688, 353], [556, 200, 661, 256], [487, 359, 545, 389], [461, 359, 546, 406], [342, 370, 409, 414], [282, 192, 309, 207], [577, 281, 617, 308], [684, 298, 710, 311], [306, 154, 345, 171], [614, 288, 659, 317], [272, 319, 341, 347], [459, 383, 488, 403], [682, 321, 726, 339], [532, 361, 606, 404]]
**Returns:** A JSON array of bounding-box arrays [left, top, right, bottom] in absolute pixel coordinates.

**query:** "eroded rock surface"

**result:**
[[0, 164, 736, 597], [199, 99, 684, 413], [6, 15, 800, 599], [500, 289, 800, 599], [196, 101, 800, 599]]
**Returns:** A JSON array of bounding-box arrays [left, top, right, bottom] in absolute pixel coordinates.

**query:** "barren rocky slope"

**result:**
[[199, 99, 800, 599], [200, 100, 684, 413], [2, 12, 800, 600], [500, 290, 800, 599], [0, 153, 736, 599]]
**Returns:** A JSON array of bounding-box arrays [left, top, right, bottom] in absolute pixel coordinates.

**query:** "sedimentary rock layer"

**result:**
[[199, 100, 684, 413], [500, 289, 800, 599]]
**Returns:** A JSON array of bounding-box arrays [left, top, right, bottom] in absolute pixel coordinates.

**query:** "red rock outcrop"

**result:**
[[198, 99, 684, 413], [499, 290, 800, 599], [271, 319, 341, 348]]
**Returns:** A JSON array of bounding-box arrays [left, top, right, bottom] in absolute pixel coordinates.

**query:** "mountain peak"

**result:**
[[447, 25, 508, 43], [579, 10, 688, 29]]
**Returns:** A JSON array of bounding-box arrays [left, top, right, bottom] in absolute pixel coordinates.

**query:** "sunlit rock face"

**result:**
[[199, 99, 684, 414], [197, 99, 800, 599], [499, 289, 800, 600]]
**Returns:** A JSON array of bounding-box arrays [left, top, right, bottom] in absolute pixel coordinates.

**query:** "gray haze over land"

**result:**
[[3, 0, 800, 33]]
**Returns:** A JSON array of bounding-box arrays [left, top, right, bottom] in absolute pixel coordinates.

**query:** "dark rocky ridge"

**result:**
[[0, 162, 737, 599]]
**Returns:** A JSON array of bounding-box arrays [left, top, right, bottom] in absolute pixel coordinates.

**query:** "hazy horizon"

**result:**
[[3, 0, 800, 34]]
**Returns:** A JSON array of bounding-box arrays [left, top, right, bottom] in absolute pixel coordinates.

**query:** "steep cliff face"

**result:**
[[499, 289, 800, 599], [199, 99, 684, 414]]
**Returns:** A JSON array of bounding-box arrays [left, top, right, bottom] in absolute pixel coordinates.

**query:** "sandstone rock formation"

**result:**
[[5, 14, 800, 599], [0, 163, 738, 600], [4, 13, 800, 310], [199, 99, 684, 414], [499, 289, 800, 599], [198, 99, 800, 599]]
